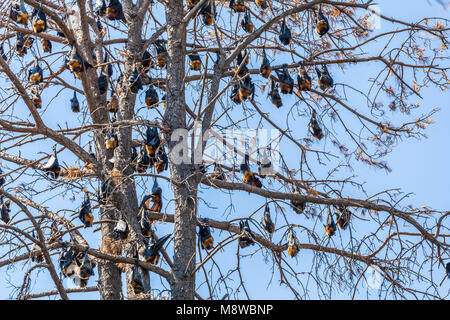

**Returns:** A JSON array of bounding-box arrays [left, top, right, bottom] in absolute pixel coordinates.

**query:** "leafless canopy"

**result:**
[[0, 0, 449, 300]]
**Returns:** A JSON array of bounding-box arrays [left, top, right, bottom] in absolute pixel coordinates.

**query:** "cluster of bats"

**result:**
[[5, 0, 337, 290], [5, 0, 450, 291]]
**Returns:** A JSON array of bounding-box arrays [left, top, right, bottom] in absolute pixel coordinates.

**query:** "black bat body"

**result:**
[[238, 220, 255, 248], [31, 7, 47, 33], [279, 20, 292, 46], [70, 91, 80, 113], [145, 86, 159, 107]]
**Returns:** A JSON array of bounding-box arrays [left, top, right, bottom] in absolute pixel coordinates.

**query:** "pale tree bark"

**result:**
[[0, 0, 449, 301], [67, 3, 125, 300], [164, 0, 200, 300]]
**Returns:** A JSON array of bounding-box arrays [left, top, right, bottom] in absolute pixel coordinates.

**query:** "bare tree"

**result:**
[[0, 0, 449, 300]]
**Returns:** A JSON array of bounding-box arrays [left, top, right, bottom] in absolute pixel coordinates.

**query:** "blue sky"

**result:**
[[0, 0, 449, 299]]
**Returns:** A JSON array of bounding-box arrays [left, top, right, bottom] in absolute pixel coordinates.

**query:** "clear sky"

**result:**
[[0, 0, 449, 300]]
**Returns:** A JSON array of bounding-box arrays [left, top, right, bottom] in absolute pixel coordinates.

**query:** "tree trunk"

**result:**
[[170, 177, 199, 300], [98, 209, 124, 300], [165, 0, 199, 300]]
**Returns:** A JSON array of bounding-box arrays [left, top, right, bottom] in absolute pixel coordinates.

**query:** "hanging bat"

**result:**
[[235, 51, 250, 76], [111, 168, 121, 186], [113, 215, 129, 240], [235, 50, 249, 71], [97, 19, 107, 38], [42, 145, 61, 179], [142, 49, 154, 71], [290, 190, 306, 214], [240, 154, 262, 188], [84, 143, 96, 171], [77, 252, 94, 280], [97, 72, 108, 95], [297, 63, 312, 91], [279, 19, 292, 46], [258, 147, 272, 178], [275, 64, 294, 94], [115, 74, 123, 96], [230, 83, 242, 104], [198, 218, 214, 250], [30, 232, 44, 263], [315, 64, 333, 91], [103, 54, 113, 78], [11, 0, 29, 26], [68, 47, 84, 73], [269, 79, 282, 108], [107, 93, 119, 113], [238, 220, 255, 248], [70, 91, 80, 113], [95, 0, 107, 17], [200, 2, 216, 26], [334, 205, 351, 230], [79, 193, 94, 228], [0, 168, 5, 187], [128, 68, 143, 94], [0, 43, 8, 61], [150, 179, 163, 211], [161, 94, 166, 110], [238, 77, 255, 101], [31, 7, 47, 33], [98, 176, 113, 205], [259, 47, 271, 79], [106, 0, 124, 21], [28, 59, 43, 84], [325, 207, 337, 237], [255, 0, 268, 10], [155, 40, 167, 68], [316, 6, 330, 37], [241, 8, 254, 33], [308, 110, 324, 140], [66, 47, 93, 79], [188, 54, 202, 71], [145, 126, 161, 158], [144, 234, 171, 265], [261, 204, 275, 235], [24, 35, 34, 49], [145, 85, 159, 108], [0, 196, 11, 224], [140, 211, 153, 238], [135, 145, 151, 173], [141, 178, 163, 213], [15, 32, 27, 57], [59, 245, 77, 278], [130, 263, 145, 294], [287, 228, 300, 258], [154, 147, 169, 173], [105, 129, 118, 150], [229, 0, 245, 13], [41, 39, 52, 53]]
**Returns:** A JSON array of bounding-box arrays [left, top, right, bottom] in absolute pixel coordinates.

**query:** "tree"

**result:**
[[0, 0, 449, 300]]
